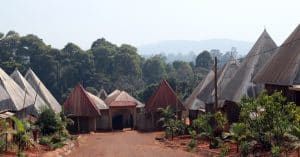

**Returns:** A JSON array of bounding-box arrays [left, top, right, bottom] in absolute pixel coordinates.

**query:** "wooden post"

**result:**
[[214, 56, 218, 113]]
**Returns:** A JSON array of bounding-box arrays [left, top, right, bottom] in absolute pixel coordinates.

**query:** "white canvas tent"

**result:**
[[25, 69, 61, 113]]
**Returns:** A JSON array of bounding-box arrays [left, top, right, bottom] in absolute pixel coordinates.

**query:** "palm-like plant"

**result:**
[[227, 123, 247, 152]]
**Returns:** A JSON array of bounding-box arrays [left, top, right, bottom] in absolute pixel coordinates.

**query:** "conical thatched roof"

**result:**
[[25, 69, 61, 113], [0, 68, 34, 112], [186, 57, 239, 111], [220, 29, 277, 102], [0, 84, 11, 111], [254, 24, 300, 86], [64, 84, 103, 117], [185, 70, 214, 111], [10, 69, 48, 116]]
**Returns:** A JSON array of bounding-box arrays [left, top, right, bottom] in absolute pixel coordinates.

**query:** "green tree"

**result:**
[[142, 55, 167, 84], [195, 50, 213, 69]]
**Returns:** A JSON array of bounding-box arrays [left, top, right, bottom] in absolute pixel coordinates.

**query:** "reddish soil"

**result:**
[[66, 130, 197, 157]]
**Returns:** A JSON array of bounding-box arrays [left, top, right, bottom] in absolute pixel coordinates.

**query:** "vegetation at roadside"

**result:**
[[36, 108, 73, 150], [160, 91, 300, 156]]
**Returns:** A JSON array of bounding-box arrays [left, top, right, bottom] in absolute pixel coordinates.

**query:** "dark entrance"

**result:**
[[112, 115, 123, 130]]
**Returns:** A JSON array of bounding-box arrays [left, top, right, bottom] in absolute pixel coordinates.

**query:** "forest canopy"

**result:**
[[0, 31, 213, 103]]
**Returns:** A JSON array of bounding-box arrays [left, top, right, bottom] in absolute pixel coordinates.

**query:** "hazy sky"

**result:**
[[1, 0, 300, 50]]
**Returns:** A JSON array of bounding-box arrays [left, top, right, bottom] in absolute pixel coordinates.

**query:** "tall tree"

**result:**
[[142, 55, 167, 84], [195, 50, 213, 69]]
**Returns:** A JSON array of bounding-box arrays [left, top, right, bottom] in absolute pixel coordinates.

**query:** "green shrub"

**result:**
[[49, 142, 64, 150], [271, 146, 280, 157], [36, 108, 60, 135], [218, 145, 230, 157], [188, 130, 197, 151], [240, 141, 250, 157], [0, 137, 6, 152], [39, 136, 51, 146]]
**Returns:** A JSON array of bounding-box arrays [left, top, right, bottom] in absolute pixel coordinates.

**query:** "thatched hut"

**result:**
[[254, 24, 300, 105], [219, 29, 277, 123]]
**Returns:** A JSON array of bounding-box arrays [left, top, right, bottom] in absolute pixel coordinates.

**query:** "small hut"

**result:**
[[219, 29, 277, 123], [105, 90, 144, 130], [25, 69, 61, 113], [64, 84, 103, 133], [185, 57, 239, 122], [145, 80, 185, 130], [254, 24, 300, 105]]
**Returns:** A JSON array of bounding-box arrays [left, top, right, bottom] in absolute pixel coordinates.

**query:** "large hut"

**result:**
[[64, 84, 107, 133], [144, 80, 185, 130], [25, 69, 61, 113], [218, 29, 277, 123], [105, 90, 144, 130], [0, 68, 35, 118], [254, 24, 300, 105], [10, 69, 47, 116], [185, 57, 240, 122]]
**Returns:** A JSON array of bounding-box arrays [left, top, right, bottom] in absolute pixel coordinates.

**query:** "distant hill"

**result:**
[[138, 39, 253, 56]]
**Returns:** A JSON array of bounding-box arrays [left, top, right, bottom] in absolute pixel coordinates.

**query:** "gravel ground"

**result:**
[[66, 130, 197, 157]]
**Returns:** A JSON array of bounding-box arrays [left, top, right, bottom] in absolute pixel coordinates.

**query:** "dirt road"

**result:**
[[67, 130, 196, 157]]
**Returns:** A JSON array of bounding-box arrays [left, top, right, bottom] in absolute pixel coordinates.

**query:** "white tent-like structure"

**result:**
[[0, 68, 34, 114], [10, 69, 48, 116], [25, 69, 61, 113]]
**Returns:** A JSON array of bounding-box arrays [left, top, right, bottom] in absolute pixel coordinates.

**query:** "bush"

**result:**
[[49, 142, 64, 150], [36, 108, 60, 135], [240, 141, 250, 157], [39, 136, 51, 146], [188, 130, 197, 151], [271, 146, 280, 157], [218, 145, 230, 157], [0, 137, 6, 152]]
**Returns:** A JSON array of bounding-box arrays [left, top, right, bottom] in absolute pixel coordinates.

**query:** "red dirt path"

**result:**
[[66, 130, 197, 157]]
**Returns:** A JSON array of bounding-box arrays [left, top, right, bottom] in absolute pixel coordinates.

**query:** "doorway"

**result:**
[[112, 115, 123, 130]]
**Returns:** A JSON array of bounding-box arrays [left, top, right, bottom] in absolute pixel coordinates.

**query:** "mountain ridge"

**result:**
[[138, 39, 253, 56]]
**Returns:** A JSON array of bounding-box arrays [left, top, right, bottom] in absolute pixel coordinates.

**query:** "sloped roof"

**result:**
[[105, 90, 144, 108], [187, 58, 239, 110], [254, 24, 300, 86], [10, 69, 48, 115], [25, 69, 61, 113], [97, 88, 108, 100], [145, 80, 185, 112], [63, 84, 102, 117], [184, 70, 214, 110], [0, 68, 34, 112], [220, 30, 277, 102], [86, 92, 108, 110], [0, 84, 11, 112]]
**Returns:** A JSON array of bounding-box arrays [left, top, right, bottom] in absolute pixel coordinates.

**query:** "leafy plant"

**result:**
[[271, 146, 280, 157], [240, 141, 250, 157], [227, 123, 247, 152], [35, 108, 60, 135], [188, 130, 197, 151], [218, 145, 230, 157], [192, 113, 220, 148], [239, 91, 299, 153]]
